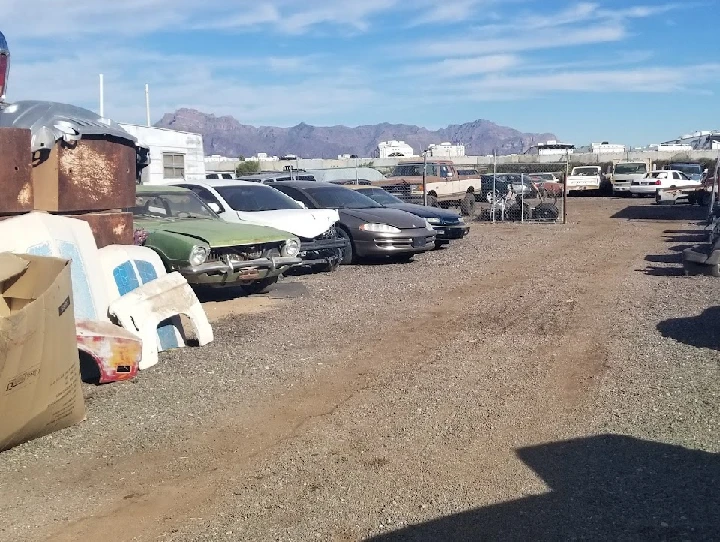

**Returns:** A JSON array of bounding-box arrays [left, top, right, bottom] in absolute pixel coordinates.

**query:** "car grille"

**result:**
[[206, 245, 265, 263]]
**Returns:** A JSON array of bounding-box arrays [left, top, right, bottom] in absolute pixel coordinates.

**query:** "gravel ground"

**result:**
[[0, 198, 718, 541]]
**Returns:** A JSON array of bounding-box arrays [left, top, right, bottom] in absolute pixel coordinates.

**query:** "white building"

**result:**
[[119, 123, 205, 184], [650, 142, 694, 152], [525, 140, 575, 156], [661, 130, 720, 150], [375, 140, 415, 158], [427, 142, 465, 158], [589, 142, 626, 154]]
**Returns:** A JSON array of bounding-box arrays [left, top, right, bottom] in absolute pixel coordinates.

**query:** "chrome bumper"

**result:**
[[179, 256, 302, 276]]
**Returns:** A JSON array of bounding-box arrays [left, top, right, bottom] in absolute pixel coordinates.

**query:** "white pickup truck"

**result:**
[[565, 166, 602, 193]]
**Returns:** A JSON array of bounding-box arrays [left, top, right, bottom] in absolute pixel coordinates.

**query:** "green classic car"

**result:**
[[132, 185, 302, 293]]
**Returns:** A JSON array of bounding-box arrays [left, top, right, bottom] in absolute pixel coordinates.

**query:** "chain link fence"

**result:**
[[473, 162, 568, 223]]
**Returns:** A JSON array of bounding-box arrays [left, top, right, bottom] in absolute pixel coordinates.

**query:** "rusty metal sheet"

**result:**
[[71, 211, 133, 248], [76, 320, 141, 384], [32, 138, 136, 212], [0, 128, 33, 213]]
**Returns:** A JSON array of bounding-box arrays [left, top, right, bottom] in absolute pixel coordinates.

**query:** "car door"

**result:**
[[438, 164, 459, 196]]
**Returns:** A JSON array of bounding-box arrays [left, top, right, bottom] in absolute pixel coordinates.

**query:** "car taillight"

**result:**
[[0, 54, 7, 100], [654, 180, 662, 185]]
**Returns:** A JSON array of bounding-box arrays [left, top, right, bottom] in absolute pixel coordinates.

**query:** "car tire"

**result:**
[[313, 249, 342, 272], [460, 193, 475, 216], [427, 194, 439, 207], [243, 276, 278, 295], [337, 227, 355, 265]]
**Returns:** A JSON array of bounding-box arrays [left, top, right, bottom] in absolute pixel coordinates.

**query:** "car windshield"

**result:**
[[133, 191, 217, 219], [670, 164, 702, 176], [215, 185, 302, 211], [357, 188, 402, 205], [614, 163, 647, 174], [305, 186, 382, 209], [391, 164, 424, 176]]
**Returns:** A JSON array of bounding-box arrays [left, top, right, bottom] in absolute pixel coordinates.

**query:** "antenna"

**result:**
[[99, 73, 105, 118], [145, 84, 151, 127]]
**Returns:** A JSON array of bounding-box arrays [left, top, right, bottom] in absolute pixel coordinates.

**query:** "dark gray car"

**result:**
[[271, 181, 436, 264]]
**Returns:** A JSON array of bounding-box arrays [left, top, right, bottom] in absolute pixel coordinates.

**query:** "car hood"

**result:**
[[382, 202, 461, 221], [234, 208, 339, 239], [134, 217, 294, 247], [340, 207, 428, 229]]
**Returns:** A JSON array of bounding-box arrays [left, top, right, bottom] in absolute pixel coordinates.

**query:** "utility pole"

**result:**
[[99, 74, 104, 118], [422, 150, 428, 206]]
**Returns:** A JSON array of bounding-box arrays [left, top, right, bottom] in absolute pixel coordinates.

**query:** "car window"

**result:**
[[304, 186, 382, 209], [614, 163, 647, 175], [206, 173, 219, 179], [214, 184, 303, 211], [178, 184, 226, 212], [133, 191, 218, 219], [273, 186, 316, 208], [357, 188, 402, 205]]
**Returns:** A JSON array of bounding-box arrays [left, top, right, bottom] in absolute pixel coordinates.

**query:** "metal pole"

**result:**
[[355, 156, 359, 185], [99, 74, 104, 118], [521, 172, 524, 223], [492, 150, 497, 223], [422, 151, 428, 206], [563, 150, 569, 224], [709, 155, 720, 223], [145, 84, 151, 127]]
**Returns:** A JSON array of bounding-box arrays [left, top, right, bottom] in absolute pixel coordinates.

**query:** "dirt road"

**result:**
[[1, 198, 718, 541]]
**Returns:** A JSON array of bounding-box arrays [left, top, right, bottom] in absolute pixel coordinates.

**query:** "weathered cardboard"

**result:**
[[0, 252, 86, 451]]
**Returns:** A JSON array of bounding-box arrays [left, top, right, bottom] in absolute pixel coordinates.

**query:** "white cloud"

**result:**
[[402, 54, 520, 76], [414, 24, 626, 57]]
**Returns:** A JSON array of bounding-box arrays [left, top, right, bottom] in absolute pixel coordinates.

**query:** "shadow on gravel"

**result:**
[[644, 253, 681, 264], [663, 234, 707, 244], [611, 205, 707, 221], [367, 435, 719, 542], [641, 266, 685, 277], [657, 307, 720, 350]]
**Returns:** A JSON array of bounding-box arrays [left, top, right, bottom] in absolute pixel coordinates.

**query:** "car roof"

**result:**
[[189, 179, 272, 188], [137, 184, 190, 193], [271, 180, 338, 189]]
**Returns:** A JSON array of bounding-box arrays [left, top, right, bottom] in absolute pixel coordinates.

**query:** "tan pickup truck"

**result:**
[[373, 159, 479, 215]]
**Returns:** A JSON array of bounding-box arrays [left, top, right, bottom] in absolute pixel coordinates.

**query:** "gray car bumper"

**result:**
[[354, 227, 436, 257], [179, 256, 302, 277]]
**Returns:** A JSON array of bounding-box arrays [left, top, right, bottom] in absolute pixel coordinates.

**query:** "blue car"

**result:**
[[350, 186, 469, 248]]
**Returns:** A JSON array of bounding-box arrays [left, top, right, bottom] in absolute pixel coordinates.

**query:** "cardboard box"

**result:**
[[0, 128, 34, 213], [70, 211, 134, 248], [32, 138, 136, 213], [0, 252, 86, 451]]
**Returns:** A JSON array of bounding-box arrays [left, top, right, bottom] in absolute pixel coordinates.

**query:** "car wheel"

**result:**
[[460, 193, 475, 216], [243, 276, 278, 295], [427, 194, 439, 207], [337, 227, 355, 265], [393, 253, 415, 263]]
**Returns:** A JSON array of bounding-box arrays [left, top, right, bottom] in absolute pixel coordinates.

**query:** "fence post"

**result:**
[[492, 150, 497, 224], [563, 151, 569, 224], [521, 173, 524, 223]]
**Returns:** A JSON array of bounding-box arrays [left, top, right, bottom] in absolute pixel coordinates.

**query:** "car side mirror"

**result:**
[[207, 202, 221, 213]]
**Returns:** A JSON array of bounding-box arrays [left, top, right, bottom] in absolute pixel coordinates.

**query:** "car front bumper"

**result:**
[[612, 183, 631, 192], [433, 223, 470, 241], [354, 227, 436, 257], [178, 255, 302, 286]]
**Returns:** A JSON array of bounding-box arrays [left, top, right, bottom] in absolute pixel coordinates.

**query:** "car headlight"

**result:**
[[189, 245, 209, 267], [457, 217, 465, 224], [282, 238, 300, 257], [426, 217, 442, 225], [359, 223, 401, 233]]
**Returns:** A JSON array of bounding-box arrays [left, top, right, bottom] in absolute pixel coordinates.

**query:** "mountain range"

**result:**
[[155, 108, 557, 158]]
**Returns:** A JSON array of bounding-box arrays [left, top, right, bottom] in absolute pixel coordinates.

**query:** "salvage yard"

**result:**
[[1, 197, 718, 541]]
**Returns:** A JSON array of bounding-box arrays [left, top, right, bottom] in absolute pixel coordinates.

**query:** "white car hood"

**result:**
[[235, 208, 339, 239]]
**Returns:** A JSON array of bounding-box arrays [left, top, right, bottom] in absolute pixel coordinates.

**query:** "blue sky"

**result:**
[[3, 0, 719, 146]]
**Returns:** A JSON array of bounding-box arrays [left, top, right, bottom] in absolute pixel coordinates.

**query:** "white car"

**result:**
[[170, 179, 347, 271], [629, 170, 700, 197]]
